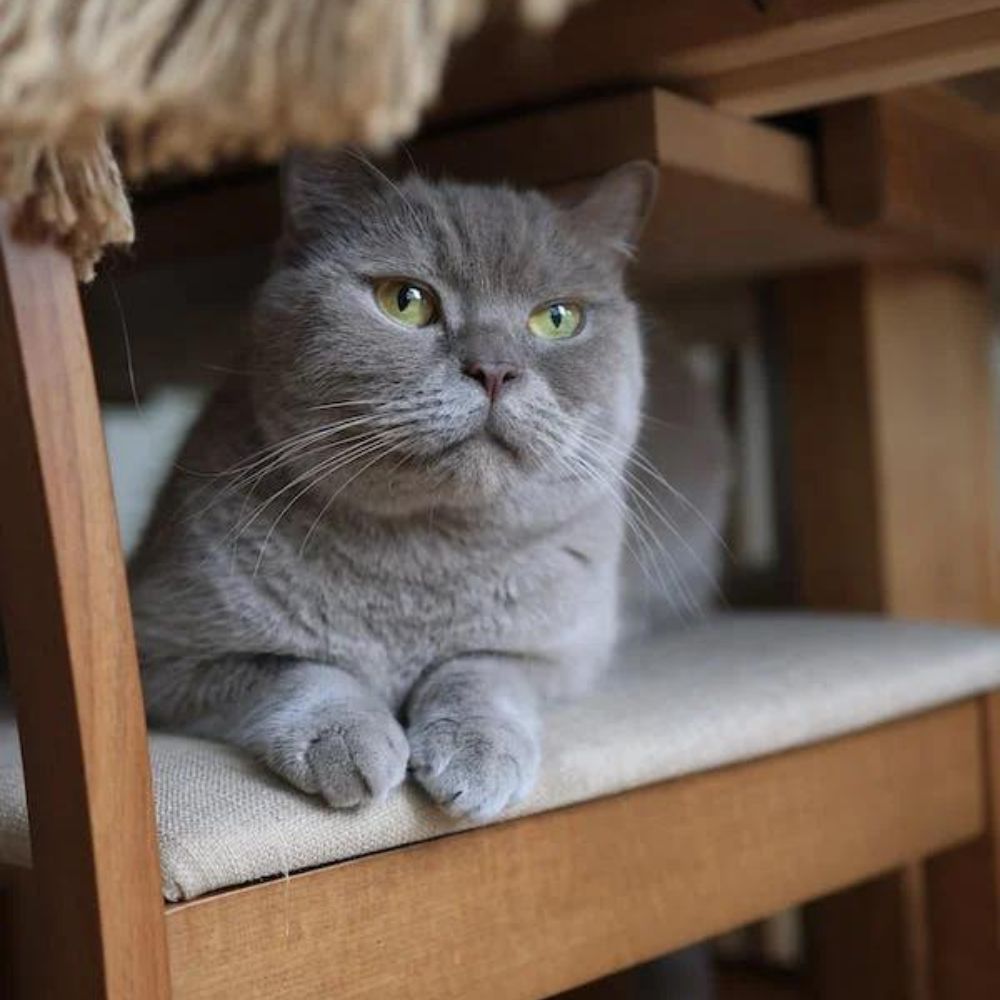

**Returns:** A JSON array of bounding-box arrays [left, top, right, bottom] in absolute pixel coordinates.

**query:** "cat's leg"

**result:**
[[406, 656, 541, 820], [143, 656, 408, 808]]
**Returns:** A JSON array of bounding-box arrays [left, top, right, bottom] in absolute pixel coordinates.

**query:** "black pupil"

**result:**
[[397, 286, 420, 312], [550, 305, 564, 328]]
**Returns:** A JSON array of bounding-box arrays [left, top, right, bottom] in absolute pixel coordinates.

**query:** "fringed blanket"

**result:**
[[0, 0, 580, 278]]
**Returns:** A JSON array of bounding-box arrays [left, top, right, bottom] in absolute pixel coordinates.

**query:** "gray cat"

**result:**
[[130, 153, 728, 820]]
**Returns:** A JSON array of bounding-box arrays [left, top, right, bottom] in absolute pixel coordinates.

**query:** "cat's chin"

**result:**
[[416, 438, 519, 505], [334, 434, 539, 517]]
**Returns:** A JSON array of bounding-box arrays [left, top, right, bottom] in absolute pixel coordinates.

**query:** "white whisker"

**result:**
[[230, 427, 403, 549], [298, 437, 410, 557], [573, 434, 723, 607]]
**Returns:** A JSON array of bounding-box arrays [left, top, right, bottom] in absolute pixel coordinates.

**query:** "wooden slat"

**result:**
[[689, 10, 1000, 115], [128, 84, 1000, 288], [823, 87, 1000, 254], [415, 90, 814, 199], [165, 702, 984, 1000], [129, 90, 912, 287], [416, 89, 885, 287], [656, 1, 1000, 76], [779, 263, 996, 621], [863, 264, 995, 619], [0, 211, 170, 999], [776, 268, 884, 611], [433, 0, 1000, 122]]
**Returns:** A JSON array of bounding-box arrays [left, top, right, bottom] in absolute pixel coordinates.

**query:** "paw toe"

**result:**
[[409, 716, 539, 821]]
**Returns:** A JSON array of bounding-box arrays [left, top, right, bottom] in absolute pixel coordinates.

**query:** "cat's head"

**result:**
[[251, 151, 656, 518]]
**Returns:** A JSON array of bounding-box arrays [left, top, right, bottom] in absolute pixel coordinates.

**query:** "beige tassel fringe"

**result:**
[[0, 0, 583, 279]]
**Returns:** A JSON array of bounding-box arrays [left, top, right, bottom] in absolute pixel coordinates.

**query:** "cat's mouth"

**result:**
[[438, 426, 521, 461]]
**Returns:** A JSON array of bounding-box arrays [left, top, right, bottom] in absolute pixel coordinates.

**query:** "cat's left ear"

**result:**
[[562, 161, 659, 258]]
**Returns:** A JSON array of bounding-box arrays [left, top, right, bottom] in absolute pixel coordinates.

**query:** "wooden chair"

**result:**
[[5, 3, 1000, 997]]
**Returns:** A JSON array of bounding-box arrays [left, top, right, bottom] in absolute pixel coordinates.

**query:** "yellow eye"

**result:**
[[528, 301, 583, 340], [374, 279, 438, 328]]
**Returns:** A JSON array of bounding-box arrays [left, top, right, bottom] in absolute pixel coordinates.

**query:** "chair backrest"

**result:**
[[0, 210, 170, 999]]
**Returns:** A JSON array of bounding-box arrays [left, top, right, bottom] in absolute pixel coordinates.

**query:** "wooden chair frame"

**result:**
[[3, 13, 1000, 993], [2, 199, 1000, 1000]]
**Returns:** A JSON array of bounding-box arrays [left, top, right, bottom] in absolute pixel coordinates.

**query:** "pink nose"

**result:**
[[463, 362, 520, 403]]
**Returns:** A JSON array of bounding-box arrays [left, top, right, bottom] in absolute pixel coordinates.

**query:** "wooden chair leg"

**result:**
[[924, 839, 1000, 1000], [0, 865, 44, 999], [923, 691, 1000, 1000], [805, 867, 930, 1000], [776, 262, 1000, 999], [0, 210, 169, 998]]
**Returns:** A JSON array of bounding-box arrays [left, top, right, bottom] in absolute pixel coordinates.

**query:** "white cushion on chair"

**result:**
[[2, 613, 1000, 902]]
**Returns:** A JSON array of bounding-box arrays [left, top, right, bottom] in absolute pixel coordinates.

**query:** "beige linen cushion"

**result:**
[[2, 613, 1000, 901]]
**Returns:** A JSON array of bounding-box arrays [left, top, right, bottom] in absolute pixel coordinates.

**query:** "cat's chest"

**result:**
[[304, 535, 536, 638], [279, 525, 593, 659]]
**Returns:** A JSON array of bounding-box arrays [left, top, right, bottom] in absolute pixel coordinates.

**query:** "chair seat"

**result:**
[[2, 612, 1000, 902]]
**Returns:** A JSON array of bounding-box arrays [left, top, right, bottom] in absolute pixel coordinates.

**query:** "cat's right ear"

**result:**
[[280, 147, 384, 251], [561, 160, 659, 259]]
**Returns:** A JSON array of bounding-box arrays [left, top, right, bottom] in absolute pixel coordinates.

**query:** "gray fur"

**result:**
[[131, 153, 728, 819]]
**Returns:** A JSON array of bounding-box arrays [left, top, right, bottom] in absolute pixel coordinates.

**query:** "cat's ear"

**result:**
[[280, 147, 385, 246], [562, 160, 659, 258]]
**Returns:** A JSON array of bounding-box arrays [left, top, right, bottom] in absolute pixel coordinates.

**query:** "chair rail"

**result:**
[[0, 209, 169, 998]]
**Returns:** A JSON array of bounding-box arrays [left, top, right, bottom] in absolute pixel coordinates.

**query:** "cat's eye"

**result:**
[[374, 279, 438, 328], [528, 301, 583, 340]]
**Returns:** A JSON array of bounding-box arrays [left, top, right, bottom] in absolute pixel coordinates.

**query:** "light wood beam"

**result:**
[[778, 261, 1000, 998], [434, 0, 1000, 121], [0, 210, 170, 999]]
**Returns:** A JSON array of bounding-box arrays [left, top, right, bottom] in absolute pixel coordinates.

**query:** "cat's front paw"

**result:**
[[260, 702, 409, 808], [408, 714, 540, 820]]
